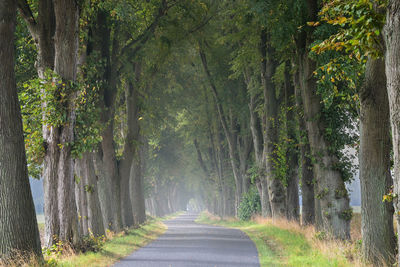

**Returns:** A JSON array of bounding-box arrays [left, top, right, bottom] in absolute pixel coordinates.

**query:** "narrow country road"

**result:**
[[113, 213, 260, 267]]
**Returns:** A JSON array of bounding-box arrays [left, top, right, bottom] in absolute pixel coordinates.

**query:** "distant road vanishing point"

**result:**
[[113, 213, 260, 267]]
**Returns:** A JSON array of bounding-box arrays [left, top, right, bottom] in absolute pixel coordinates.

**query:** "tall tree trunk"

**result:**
[[129, 96, 146, 225], [260, 30, 286, 218], [0, 0, 42, 258], [53, 0, 81, 245], [359, 58, 395, 264], [297, 46, 350, 240], [284, 64, 299, 221], [18, 0, 58, 248], [249, 93, 272, 217], [89, 8, 122, 232], [385, 1, 400, 264], [294, 69, 315, 225], [217, 126, 235, 217], [97, 115, 122, 232], [119, 80, 140, 228], [200, 49, 244, 214], [295, 0, 350, 239]]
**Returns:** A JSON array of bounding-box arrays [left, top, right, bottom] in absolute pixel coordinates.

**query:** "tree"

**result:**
[[17, 0, 82, 246], [315, 0, 395, 261], [295, 0, 351, 239], [384, 0, 400, 265], [0, 0, 42, 259]]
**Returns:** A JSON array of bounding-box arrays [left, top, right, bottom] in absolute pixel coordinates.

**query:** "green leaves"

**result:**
[[238, 188, 261, 221], [313, 0, 387, 60]]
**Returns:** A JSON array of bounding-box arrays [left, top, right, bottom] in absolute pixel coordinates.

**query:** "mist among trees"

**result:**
[[1, 0, 400, 266]]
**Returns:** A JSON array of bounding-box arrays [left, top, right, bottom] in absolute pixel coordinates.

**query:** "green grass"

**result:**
[[196, 213, 352, 267], [53, 213, 181, 267]]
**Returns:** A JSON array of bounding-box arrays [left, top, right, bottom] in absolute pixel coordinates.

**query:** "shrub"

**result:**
[[238, 188, 261, 221], [76, 234, 106, 253]]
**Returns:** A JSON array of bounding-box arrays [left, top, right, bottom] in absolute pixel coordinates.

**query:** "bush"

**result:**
[[238, 188, 261, 221], [76, 234, 106, 253]]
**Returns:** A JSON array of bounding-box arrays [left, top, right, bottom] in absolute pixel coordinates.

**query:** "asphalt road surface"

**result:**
[[113, 212, 260, 267]]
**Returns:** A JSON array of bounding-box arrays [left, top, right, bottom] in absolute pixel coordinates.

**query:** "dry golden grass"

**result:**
[[0, 252, 43, 267], [350, 212, 362, 241], [202, 211, 375, 267], [251, 213, 378, 267]]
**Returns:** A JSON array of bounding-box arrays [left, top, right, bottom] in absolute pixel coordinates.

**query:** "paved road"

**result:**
[[113, 213, 260, 267]]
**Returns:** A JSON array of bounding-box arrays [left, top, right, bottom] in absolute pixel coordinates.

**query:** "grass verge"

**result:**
[[196, 212, 365, 267], [53, 213, 180, 267]]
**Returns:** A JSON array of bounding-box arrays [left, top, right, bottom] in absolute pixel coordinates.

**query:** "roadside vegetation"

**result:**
[[198, 212, 370, 267], [54, 216, 167, 267], [0, 214, 179, 267]]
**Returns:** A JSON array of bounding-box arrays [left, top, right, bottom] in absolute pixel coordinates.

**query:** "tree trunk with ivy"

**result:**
[[297, 32, 350, 241], [293, 0, 351, 239], [260, 30, 287, 218], [284, 64, 299, 221], [384, 1, 400, 264], [298, 53, 351, 238], [294, 70, 315, 225], [0, 0, 42, 258]]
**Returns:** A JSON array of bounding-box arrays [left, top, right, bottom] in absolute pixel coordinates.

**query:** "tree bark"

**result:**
[[260, 30, 287, 218], [119, 80, 138, 228], [88, 8, 122, 232], [284, 63, 299, 221], [297, 45, 351, 240], [18, 0, 59, 248], [79, 153, 105, 236], [384, 0, 400, 263], [0, 0, 42, 258], [359, 58, 396, 264], [130, 158, 146, 226], [74, 161, 88, 236], [53, 0, 81, 245], [249, 92, 272, 217], [294, 0, 350, 239], [125, 77, 146, 226], [384, 0, 400, 259], [294, 72, 315, 225]]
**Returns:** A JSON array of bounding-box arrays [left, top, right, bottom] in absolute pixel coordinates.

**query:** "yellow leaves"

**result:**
[[382, 194, 393, 203], [337, 16, 347, 24], [327, 16, 348, 25], [383, 186, 396, 203], [307, 21, 320, 27]]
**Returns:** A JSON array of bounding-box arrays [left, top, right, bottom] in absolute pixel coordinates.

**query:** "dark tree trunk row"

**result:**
[[0, 0, 42, 258]]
